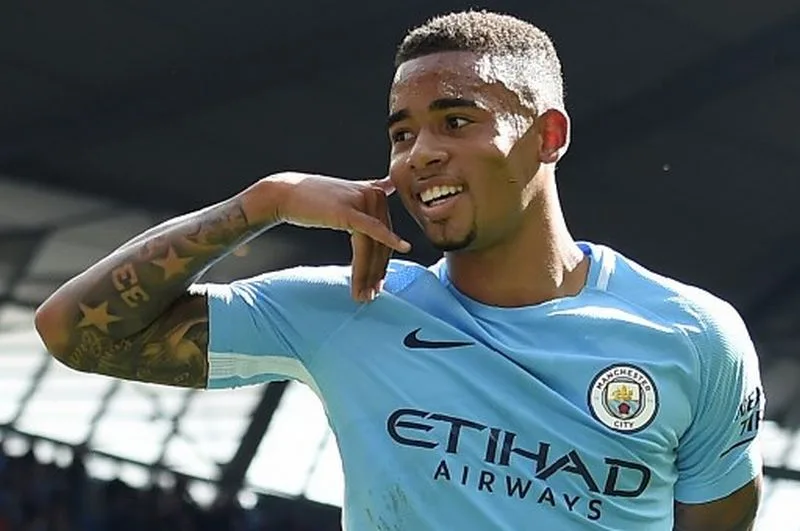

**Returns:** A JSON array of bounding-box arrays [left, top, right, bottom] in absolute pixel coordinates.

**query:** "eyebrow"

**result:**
[[387, 97, 479, 129]]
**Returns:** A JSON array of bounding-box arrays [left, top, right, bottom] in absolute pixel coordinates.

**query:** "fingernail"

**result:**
[[359, 289, 373, 303]]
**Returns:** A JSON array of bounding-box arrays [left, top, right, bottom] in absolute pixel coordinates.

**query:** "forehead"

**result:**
[[389, 51, 526, 113]]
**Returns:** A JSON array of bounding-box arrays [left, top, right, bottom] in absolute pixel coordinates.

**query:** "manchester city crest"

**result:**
[[588, 364, 658, 433]]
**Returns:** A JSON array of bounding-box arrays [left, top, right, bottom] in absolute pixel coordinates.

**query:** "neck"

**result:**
[[445, 180, 588, 307]]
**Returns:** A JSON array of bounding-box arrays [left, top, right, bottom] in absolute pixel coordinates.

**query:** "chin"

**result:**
[[427, 227, 477, 252]]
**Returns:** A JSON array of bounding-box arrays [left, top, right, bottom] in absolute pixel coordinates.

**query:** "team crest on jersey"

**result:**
[[588, 364, 658, 433]]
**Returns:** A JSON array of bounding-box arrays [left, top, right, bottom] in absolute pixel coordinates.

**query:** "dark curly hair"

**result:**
[[394, 10, 565, 113]]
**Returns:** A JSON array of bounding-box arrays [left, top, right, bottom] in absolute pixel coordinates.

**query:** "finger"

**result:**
[[366, 191, 393, 294], [349, 232, 375, 302], [353, 189, 389, 301], [367, 231, 392, 297], [353, 192, 380, 301], [347, 211, 411, 253], [350, 189, 396, 301], [370, 176, 395, 195], [353, 197, 383, 301]]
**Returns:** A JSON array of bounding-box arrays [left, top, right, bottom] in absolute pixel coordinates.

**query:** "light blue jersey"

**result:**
[[205, 242, 764, 530]]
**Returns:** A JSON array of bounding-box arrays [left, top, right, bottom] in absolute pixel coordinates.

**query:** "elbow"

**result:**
[[34, 301, 71, 361]]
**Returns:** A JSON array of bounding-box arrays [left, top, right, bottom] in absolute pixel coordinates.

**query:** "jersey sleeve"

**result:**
[[674, 298, 765, 504], [202, 265, 358, 390]]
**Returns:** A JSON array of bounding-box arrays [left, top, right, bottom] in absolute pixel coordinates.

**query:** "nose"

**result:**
[[407, 129, 448, 171]]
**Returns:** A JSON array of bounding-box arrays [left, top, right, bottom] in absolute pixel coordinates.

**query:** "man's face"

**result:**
[[387, 51, 544, 252]]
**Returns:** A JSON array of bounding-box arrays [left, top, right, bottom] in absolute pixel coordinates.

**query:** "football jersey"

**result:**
[[204, 242, 764, 530]]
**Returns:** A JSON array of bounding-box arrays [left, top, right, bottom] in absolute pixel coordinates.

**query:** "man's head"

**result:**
[[388, 11, 569, 252]]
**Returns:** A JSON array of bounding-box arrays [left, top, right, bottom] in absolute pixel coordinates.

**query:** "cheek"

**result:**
[[388, 153, 405, 181], [493, 114, 530, 155], [493, 122, 517, 154], [469, 154, 523, 216], [388, 154, 413, 198]]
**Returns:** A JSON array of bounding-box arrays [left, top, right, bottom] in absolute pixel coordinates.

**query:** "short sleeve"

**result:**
[[203, 265, 359, 389], [674, 298, 765, 504]]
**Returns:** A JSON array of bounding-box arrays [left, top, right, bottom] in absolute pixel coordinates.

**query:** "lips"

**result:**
[[419, 184, 464, 206], [417, 190, 463, 220], [408, 176, 467, 221]]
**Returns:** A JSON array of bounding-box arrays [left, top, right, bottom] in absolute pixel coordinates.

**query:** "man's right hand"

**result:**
[[254, 172, 412, 302], [34, 170, 410, 388]]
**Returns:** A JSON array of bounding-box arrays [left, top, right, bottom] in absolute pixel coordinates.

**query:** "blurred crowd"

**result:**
[[0, 446, 337, 531]]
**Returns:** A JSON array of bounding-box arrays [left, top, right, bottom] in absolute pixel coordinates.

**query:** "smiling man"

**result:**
[[35, 10, 763, 530]]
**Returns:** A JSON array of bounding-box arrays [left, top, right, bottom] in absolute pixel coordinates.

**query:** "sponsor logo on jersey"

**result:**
[[721, 385, 764, 458], [386, 408, 655, 522], [587, 364, 659, 433]]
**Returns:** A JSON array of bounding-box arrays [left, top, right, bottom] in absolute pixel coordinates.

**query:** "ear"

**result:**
[[538, 109, 570, 164]]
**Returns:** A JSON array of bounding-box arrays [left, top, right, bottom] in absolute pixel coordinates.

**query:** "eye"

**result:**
[[444, 116, 472, 130], [390, 130, 414, 144]]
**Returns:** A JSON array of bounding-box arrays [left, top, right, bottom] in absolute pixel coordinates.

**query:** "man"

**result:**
[[35, 10, 763, 530]]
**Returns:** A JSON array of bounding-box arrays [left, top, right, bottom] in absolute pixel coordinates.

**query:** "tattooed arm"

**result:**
[[34, 173, 408, 388], [34, 182, 277, 388]]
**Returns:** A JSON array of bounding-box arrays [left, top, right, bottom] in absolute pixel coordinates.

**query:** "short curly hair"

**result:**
[[394, 10, 565, 113]]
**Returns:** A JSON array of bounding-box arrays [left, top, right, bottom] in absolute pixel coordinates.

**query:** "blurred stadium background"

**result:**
[[1, 0, 798, 529]]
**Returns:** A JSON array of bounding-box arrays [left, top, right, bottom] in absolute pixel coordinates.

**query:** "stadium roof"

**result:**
[[1, 0, 799, 527]]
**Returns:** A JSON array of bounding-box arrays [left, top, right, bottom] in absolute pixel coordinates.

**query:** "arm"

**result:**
[[673, 297, 765, 530], [34, 183, 276, 387], [674, 477, 761, 531], [34, 173, 409, 388]]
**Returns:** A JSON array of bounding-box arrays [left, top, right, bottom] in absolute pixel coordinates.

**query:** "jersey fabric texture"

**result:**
[[205, 242, 764, 531]]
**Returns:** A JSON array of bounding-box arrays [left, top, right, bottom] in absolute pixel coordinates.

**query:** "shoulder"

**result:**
[[208, 259, 437, 301], [601, 245, 755, 366], [382, 259, 442, 294], [220, 264, 353, 291], [204, 264, 356, 315]]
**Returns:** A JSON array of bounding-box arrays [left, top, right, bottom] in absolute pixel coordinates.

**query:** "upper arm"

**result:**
[[53, 291, 211, 389], [674, 298, 765, 526], [203, 265, 359, 389], [674, 477, 761, 531], [45, 266, 356, 390]]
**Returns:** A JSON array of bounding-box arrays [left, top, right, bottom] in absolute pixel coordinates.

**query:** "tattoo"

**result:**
[[52, 199, 260, 388], [183, 204, 249, 249], [121, 286, 150, 308], [77, 302, 121, 333], [96, 201, 252, 336], [111, 263, 150, 308], [63, 295, 209, 388], [111, 263, 138, 291], [137, 235, 169, 261], [150, 246, 194, 280]]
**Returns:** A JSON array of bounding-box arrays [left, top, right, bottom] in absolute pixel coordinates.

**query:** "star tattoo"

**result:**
[[77, 302, 122, 333], [151, 246, 194, 280]]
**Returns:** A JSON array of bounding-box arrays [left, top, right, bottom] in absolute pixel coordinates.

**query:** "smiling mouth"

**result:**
[[418, 185, 464, 207]]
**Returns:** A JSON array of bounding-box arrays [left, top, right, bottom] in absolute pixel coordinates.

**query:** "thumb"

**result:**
[[371, 176, 395, 195]]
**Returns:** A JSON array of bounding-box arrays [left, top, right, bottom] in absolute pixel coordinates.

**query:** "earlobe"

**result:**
[[539, 109, 569, 164]]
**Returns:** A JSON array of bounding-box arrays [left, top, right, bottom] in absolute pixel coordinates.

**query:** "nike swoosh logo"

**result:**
[[403, 328, 475, 349]]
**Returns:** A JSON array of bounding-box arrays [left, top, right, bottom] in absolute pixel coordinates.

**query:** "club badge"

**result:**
[[588, 364, 658, 433]]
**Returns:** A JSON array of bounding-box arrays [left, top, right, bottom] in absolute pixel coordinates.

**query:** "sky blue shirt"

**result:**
[[205, 242, 764, 530]]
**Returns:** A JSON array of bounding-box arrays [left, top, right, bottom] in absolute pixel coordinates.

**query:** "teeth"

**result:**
[[420, 185, 463, 204]]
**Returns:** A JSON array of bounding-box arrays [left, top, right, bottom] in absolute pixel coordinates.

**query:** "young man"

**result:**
[[35, 11, 763, 530]]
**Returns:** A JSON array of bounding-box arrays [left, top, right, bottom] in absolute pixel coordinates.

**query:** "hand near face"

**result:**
[[264, 172, 411, 302]]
